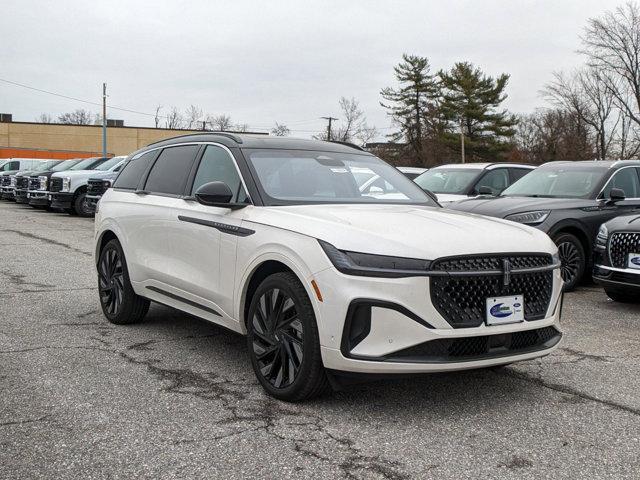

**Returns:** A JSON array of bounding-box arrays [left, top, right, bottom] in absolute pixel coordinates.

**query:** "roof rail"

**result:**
[[330, 141, 365, 152], [146, 131, 244, 147]]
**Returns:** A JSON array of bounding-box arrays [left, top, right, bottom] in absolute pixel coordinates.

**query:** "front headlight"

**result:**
[[62, 177, 71, 192], [10, 176, 16, 187], [318, 240, 431, 277], [38, 176, 48, 191], [504, 210, 550, 225], [102, 179, 112, 189], [595, 224, 608, 248]]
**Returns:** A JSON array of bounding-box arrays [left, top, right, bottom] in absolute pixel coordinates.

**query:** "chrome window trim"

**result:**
[[597, 165, 640, 201], [131, 141, 252, 203]]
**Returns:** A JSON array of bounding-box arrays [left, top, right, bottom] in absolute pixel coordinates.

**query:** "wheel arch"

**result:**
[[549, 222, 591, 257], [95, 229, 119, 265]]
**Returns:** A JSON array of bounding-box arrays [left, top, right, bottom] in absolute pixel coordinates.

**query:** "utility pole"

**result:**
[[321, 116, 338, 141], [102, 83, 107, 158], [460, 117, 465, 163]]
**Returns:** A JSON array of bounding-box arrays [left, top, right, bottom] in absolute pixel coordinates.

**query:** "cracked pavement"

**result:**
[[1, 201, 640, 479]]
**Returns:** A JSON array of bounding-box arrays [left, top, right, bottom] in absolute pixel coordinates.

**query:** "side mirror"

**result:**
[[478, 186, 494, 195], [608, 187, 626, 203], [194, 181, 248, 209]]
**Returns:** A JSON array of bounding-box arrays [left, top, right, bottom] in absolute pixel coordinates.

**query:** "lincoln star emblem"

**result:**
[[502, 259, 512, 287]]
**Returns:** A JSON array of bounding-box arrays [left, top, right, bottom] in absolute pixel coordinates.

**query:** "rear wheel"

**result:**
[[605, 289, 640, 303], [98, 239, 149, 324], [553, 233, 585, 292], [246, 272, 330, 402]]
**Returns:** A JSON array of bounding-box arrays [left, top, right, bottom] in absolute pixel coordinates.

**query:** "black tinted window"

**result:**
[[191, 145, 247, 201], [113, 151, 157, 190], [144, 145, 199, 195], [510, 168, 531, 182]]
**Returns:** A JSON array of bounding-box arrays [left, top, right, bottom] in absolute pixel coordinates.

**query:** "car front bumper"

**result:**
[[1, 187, 15, 200], [27, 191, 50, 206], [593, 264, 640, 290], [84, 194, 101, 214], [50, 192, 73, 209], [313, 265, 564, 374], [15, 189, 28, 203]]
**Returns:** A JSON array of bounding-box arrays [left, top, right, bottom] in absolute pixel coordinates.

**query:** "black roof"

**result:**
[[144, 133, 371, 155]]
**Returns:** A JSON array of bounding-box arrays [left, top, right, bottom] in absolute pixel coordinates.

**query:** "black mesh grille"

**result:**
[[430, 254, 554, 328], [0, 176, 8, 186], [609, 232, 640, 268], [16, 177, 28, 189], [28, 177, 40, 190], [390, 326, 560, 361], [50, 177, 63, 192], [87, 178, 108, 196]]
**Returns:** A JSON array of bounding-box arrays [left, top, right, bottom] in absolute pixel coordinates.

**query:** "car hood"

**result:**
[[244, 204, 557, 259], [449, 195, 596, 217], [87, 171, 118, 180], [52, 169, 99, 178], [605, 213, 640, 231]]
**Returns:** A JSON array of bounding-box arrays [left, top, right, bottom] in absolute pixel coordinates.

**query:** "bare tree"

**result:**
[[544, 68, 616, 159], [36, 113, 54, 123], [206, 114, 233, 131], [271, 122, 290, 136], [164, 106, 184, 129], [316, 97, 378, 146], [184, 104, 203, 129], [154, 105, 163, 128], [580, 2, 640, 127], [234, 123, 249, 132], [57, 109, 95, 125]]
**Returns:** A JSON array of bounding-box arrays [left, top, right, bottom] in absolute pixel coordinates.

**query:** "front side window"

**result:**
[[70, 158, 101, 170], [144, 145, 199, 195], [475, 169, 509, 195], [414, 168, 482, 194], [51, 160, 80, 172], [502, 165, 608, 198], [113, 151, 157, 190], [245, 149, 434, 205], [601, 168, 640, 198], [191, 145, 248, 202], [94, 157, 123, 171]]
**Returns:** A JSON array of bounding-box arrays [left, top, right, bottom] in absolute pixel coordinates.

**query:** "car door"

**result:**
[[599, 166, 640, 217], [166, 144, 250, 320]]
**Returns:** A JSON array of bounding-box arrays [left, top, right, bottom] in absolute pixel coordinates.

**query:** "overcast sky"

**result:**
[[0, 0, 625, 139]]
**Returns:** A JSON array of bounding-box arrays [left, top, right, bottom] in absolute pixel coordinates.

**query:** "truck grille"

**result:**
[[16, 177, 28, 189], [0, 176, 9, 187], [609, 232, 640, 268], [28, 177, 40, 190], [50, 177, 63, 192], [430, 254, 554, 328], [87, 178, 108, 196]]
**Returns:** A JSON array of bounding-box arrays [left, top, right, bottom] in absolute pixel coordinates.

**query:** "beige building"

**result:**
[[0, 119, 264, 159]]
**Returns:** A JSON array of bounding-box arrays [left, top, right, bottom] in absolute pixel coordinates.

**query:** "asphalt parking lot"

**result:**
[[1, 201, 640, 479]]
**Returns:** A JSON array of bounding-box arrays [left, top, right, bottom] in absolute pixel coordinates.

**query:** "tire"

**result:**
[[98, 239, 149, 325], [553, 233, 585, 292], [246, 272, 330, 402], [605, 289, 640, 303], [74, 192, 93, 217], [64, 208, 76, 215]]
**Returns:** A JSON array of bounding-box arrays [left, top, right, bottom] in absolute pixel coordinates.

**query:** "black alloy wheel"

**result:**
[[251, 287, 304, 389], [99, 246, 125, 316], [247, 272, 330, 401], [98, 239, 149, 324], [554, 233, 585, 292]]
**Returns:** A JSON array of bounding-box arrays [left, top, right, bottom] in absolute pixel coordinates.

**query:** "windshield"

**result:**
[[245, 149, 436, 206], [94, 157, 123, 171], [502, 165, 608, 198], [414, 168, 481, 194], [34, 160, 61, 172], [51, 160, 80, 172], [70, 158, 101, 170]]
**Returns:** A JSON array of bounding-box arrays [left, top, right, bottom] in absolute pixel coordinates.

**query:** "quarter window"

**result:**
[[113, 151, 157, 190], [144, 145, 199, 196], [602, 168, 640, 198], [191, 145, 247, 202]]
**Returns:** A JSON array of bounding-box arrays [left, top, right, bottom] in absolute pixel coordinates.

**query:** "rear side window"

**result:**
[[144, 145, 199, 196], [510, 168, 531, 183], [113, 151, 157, 190], [475, 168, 509, 194], [191, 145, 247, 201]]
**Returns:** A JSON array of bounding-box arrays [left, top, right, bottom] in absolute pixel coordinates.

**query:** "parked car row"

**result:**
[[0, 156, 126, 216]]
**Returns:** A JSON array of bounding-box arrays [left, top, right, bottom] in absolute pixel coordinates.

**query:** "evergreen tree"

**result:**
[[380, 54, 439, 165], [438, 62, 517, 161]]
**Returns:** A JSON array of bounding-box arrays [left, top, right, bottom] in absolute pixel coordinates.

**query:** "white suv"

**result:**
[[94, 134, 563, 401]]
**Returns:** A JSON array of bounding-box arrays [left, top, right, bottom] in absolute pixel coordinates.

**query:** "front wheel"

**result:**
[[554, 233, 585, 292], [246, 272, 330, 402], [74, 192, 93, 217], [98, 239, 149, 324]]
